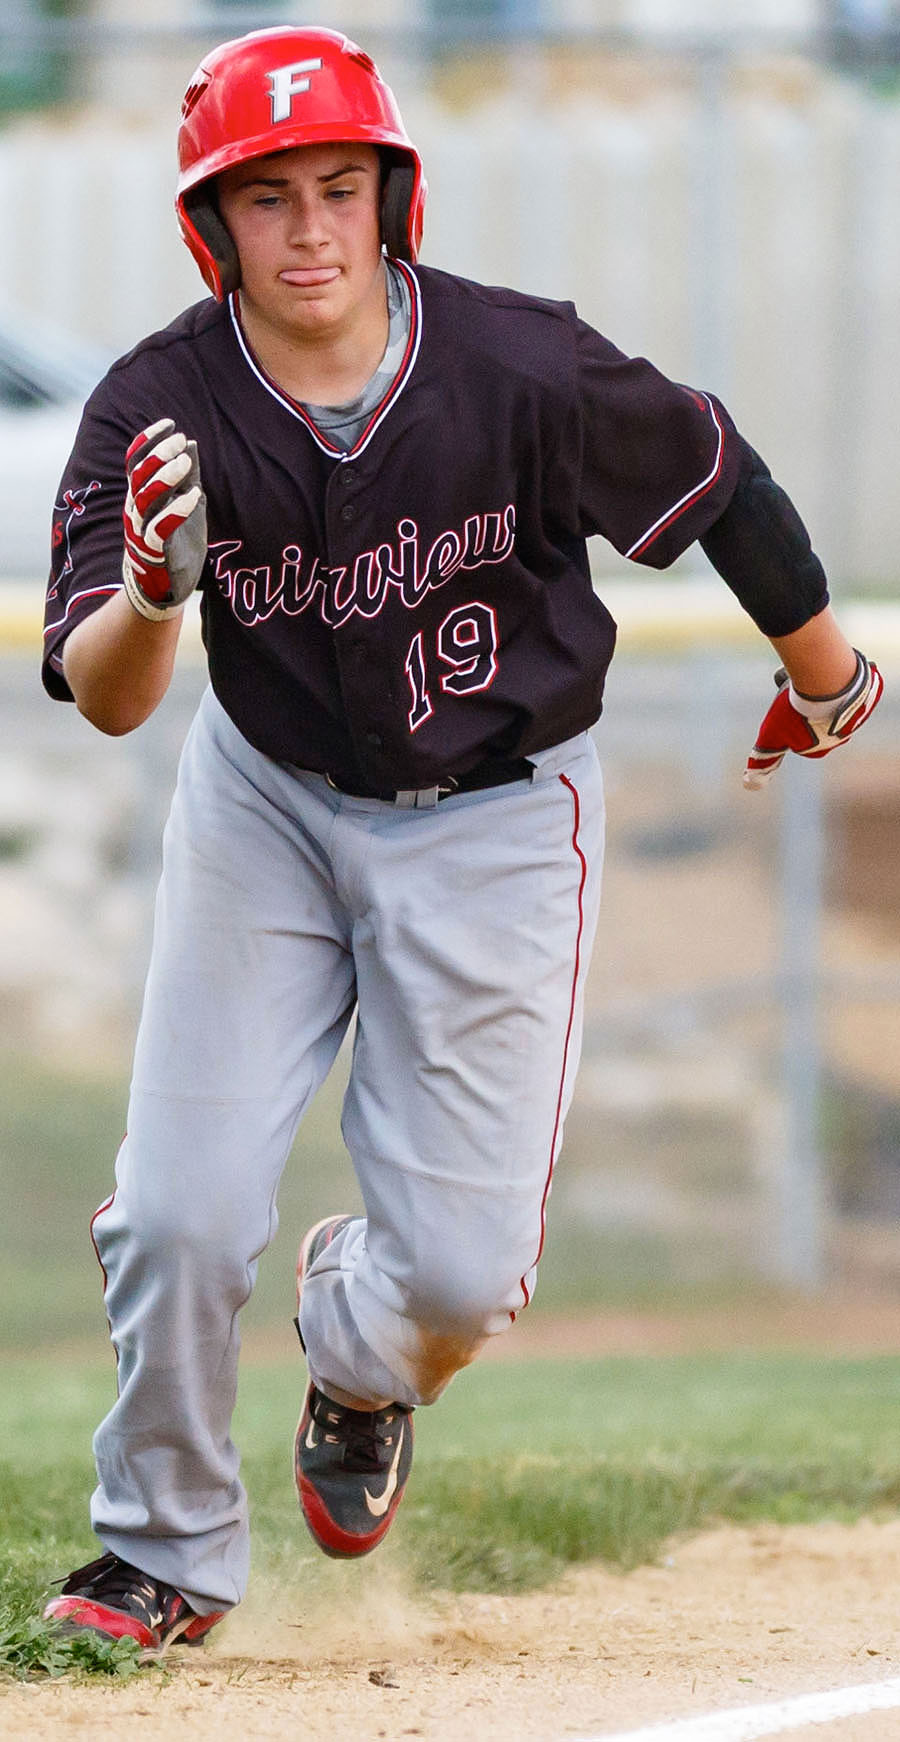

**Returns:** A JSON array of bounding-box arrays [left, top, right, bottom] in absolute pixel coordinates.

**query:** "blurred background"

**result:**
[[0, 0, 898, 1353]]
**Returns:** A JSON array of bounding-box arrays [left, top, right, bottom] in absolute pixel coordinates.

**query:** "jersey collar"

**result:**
[[228, 260, 422, 461]]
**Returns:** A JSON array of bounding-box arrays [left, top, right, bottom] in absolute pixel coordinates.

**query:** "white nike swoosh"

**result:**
[[364, 1432, 404, 1518], [305, 1419, 319, 1450]]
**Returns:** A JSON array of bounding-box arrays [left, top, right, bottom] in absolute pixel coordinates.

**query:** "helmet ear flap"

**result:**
[[182, 186, 241, 297], [381, 161, 415, 263]]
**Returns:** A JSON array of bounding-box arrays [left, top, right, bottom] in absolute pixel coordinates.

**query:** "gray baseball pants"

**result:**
[[89, 686, 605, 1611]]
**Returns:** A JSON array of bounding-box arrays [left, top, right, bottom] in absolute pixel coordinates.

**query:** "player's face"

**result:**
[[217, 143, 385, 343]]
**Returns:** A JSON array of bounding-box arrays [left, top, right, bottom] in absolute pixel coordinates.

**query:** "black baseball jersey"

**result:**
[[43, 262, 743, 789]]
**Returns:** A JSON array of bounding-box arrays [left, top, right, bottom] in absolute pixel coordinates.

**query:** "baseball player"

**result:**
[[41, 26, 881, 1651]]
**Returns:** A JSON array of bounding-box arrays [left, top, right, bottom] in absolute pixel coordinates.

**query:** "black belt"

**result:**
[[324, 755, 533, 808]]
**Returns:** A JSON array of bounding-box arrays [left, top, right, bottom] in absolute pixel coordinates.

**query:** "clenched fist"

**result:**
[[744, 651, 883, 790], [122, 418, 207, 620]]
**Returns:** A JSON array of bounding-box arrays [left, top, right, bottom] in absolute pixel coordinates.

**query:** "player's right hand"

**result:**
[[743, 650, 883, 790], [121, 417, 208, 620]]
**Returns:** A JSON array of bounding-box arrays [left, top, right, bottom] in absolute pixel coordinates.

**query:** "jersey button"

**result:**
[[366, 732, 383, 749], [341, 467, 356, 486], [340, 503, 357, 523]]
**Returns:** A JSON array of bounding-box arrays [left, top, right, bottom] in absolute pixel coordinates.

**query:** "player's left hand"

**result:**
[[743, 650, 883, 790]]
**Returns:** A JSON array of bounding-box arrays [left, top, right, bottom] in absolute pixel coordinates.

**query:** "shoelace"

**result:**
[[60, 1553, 173, 1618], [310, 1389, 404, 1473]]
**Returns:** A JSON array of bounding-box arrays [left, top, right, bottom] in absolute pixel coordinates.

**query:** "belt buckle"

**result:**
[[393, 778, 458, 809], [394, 785, 439, 809]]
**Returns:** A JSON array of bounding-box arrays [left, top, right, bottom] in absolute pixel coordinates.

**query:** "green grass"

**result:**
[[5, 1054, 900, 1679], [3, 1348, 900, 1678]]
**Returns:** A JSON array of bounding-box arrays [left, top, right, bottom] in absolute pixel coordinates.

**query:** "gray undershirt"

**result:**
[[302, 261, 411, 451]]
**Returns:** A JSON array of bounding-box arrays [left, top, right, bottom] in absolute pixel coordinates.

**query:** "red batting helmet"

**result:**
[[176, 26, 427, 300]]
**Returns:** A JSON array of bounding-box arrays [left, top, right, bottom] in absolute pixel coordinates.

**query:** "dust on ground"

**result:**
[[7, 1298, 900, 1742], [4, 1519, 900, 1741]]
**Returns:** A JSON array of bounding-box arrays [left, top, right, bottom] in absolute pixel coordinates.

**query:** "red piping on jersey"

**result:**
[[515, 771, 587, 1313], [625, 393, 726, 560], [229, 258, 422, 460], [43, 584, 120, 641]]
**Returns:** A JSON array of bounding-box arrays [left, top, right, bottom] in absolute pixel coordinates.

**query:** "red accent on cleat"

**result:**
[[42, 1553, 226, 1652], [44, 1595, 157, 1648], [297, 1473, 402, 1559]]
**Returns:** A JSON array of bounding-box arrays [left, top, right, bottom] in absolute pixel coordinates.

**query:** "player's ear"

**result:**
[[182, 184, 242, 296]]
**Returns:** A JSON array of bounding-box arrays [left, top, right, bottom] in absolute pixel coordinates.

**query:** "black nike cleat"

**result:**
[[294, 1215, 414, 1558], [294, 1383, 414, 1558], [43, 1552, 225, 1652]]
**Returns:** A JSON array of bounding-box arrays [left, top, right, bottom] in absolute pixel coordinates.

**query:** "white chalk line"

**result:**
[[569, 1675, 900, 1742]]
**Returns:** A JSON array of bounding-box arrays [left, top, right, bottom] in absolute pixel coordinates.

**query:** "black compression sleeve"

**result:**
[[699, 438, 829, 637]]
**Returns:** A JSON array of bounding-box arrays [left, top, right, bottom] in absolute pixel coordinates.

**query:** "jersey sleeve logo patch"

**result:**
[[46, 480, 103, 601]]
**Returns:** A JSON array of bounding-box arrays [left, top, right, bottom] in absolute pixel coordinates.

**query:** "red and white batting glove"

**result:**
[[743, 650, 883, 791], [122, 417, 207, 621]]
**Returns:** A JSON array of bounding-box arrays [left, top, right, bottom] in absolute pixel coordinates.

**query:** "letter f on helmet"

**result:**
[[267, 58, 323, 123]]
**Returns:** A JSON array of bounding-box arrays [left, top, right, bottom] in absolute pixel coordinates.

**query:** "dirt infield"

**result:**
[[6, 1300, 900, 1742], [3, 1518, 900, 1741]]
